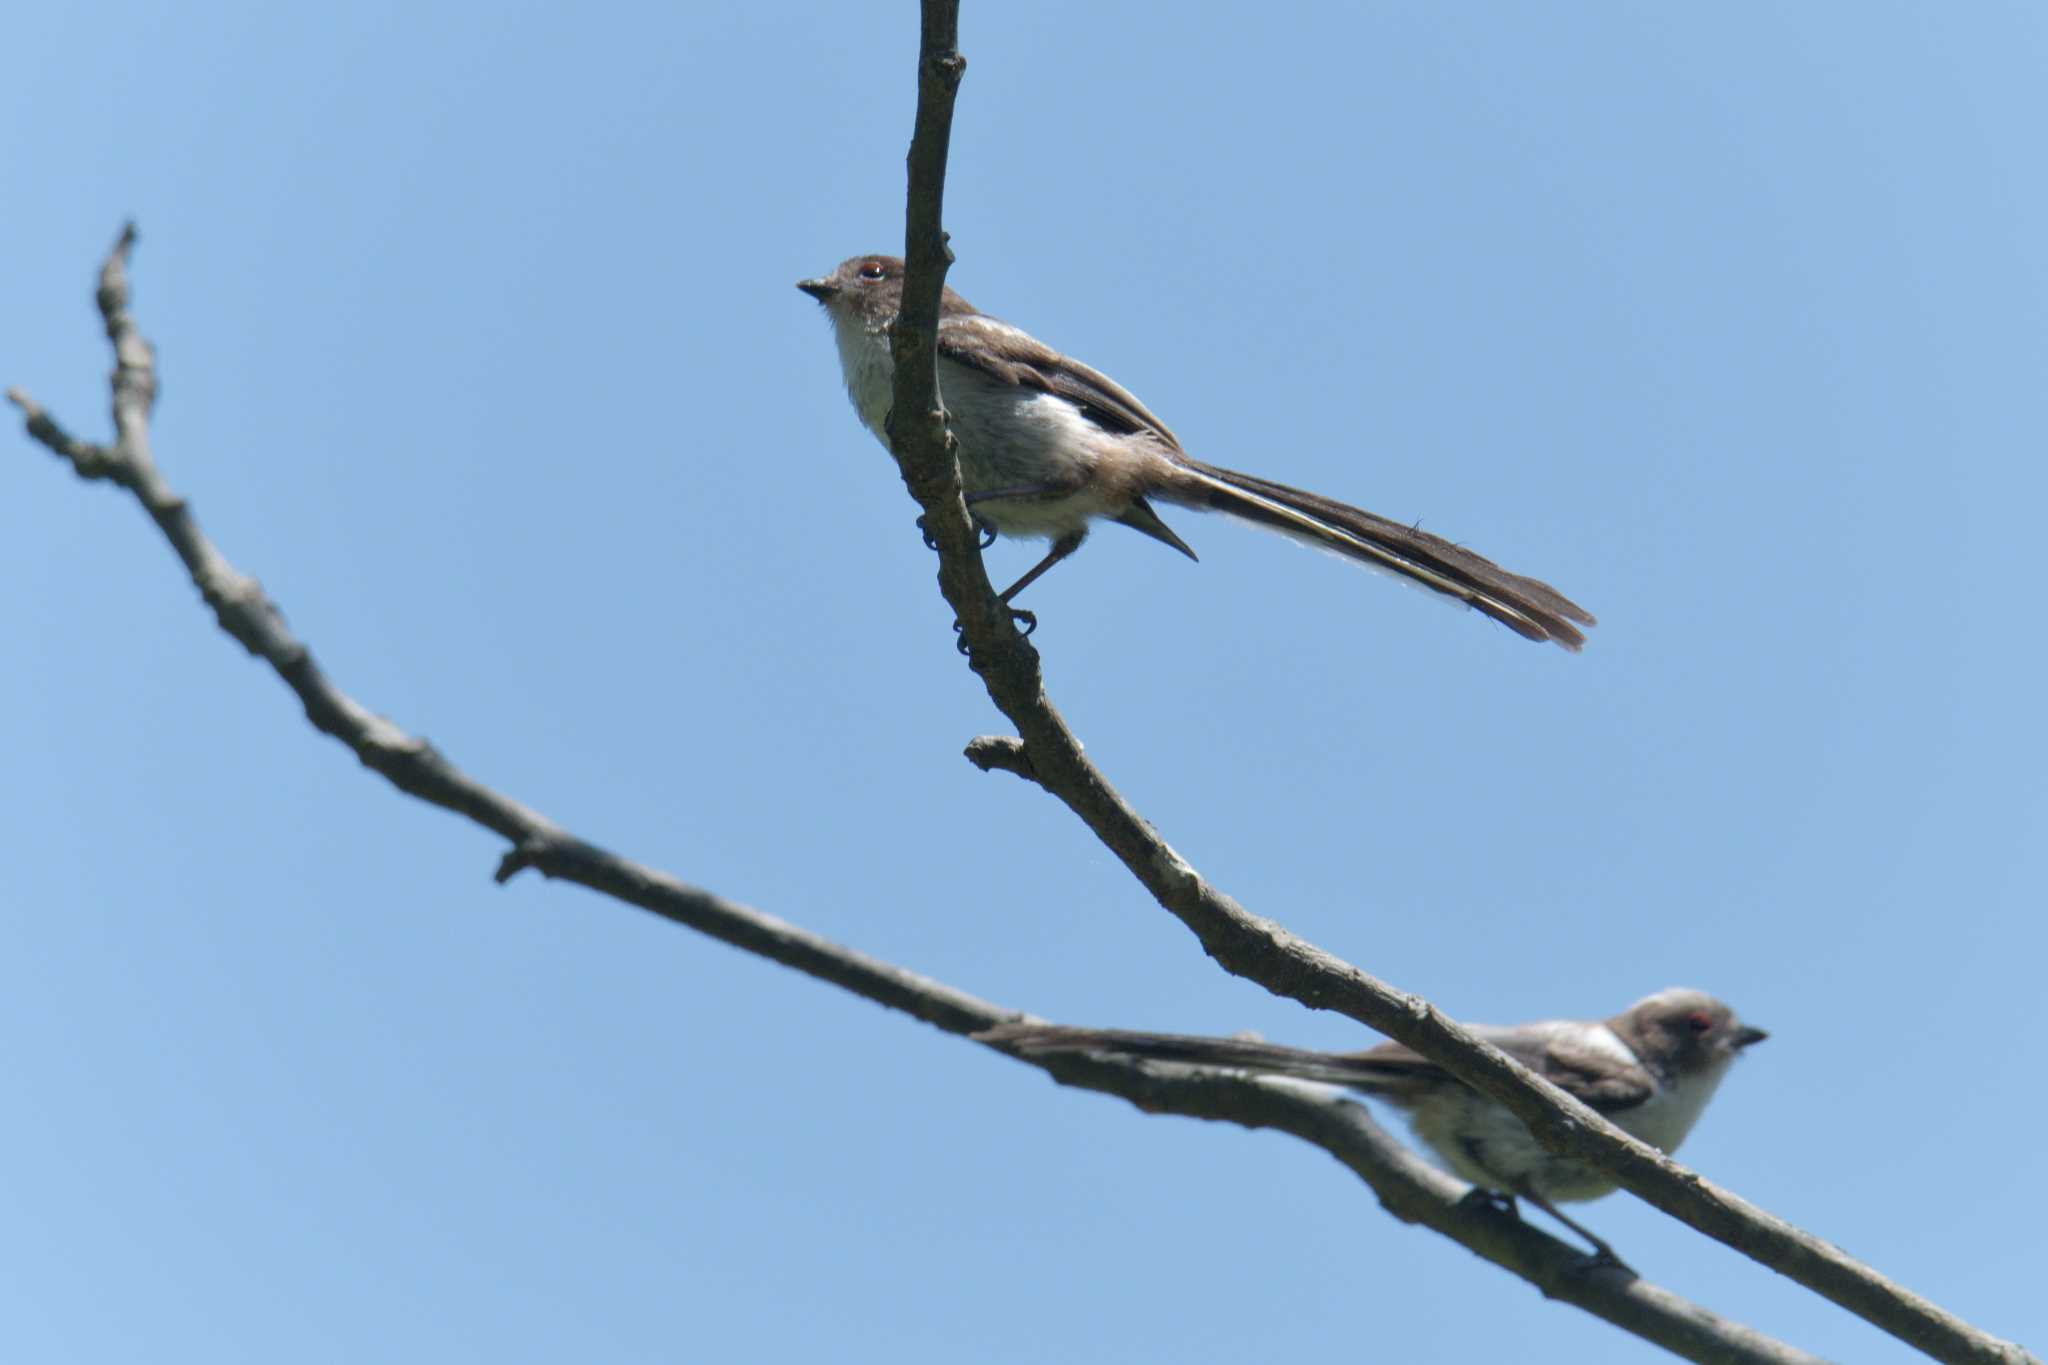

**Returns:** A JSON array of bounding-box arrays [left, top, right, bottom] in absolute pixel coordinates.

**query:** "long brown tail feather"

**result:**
[[977, 1023, 1434, 1098], [1162, 459, 1595, 650]]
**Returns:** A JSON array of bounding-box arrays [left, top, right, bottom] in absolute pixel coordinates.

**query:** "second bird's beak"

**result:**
[[1732, 1025, 1769, 1049]]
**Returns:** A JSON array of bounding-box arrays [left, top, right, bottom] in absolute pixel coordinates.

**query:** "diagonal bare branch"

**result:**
[[11, 227, 995, 1040], [880, 7, 2032, 1364]]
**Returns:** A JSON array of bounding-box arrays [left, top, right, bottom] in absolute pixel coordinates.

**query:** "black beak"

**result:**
[[1732, 1025, 1768, 1049], [797, 278, 837, 301]]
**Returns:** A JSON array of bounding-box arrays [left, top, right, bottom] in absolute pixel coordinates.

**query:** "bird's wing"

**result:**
[[1532, 1036, 1657, 1112], [936, 313, 1183, 449], [1344, 1026, 1655, 1113]]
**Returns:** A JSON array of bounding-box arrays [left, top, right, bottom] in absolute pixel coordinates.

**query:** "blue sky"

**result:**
[[5, 4, 2043, 1361]]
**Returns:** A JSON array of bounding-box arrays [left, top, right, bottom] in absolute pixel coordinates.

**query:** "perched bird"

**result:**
[[981, 988, 1766, 1261], [798, 253, 1595, 649]]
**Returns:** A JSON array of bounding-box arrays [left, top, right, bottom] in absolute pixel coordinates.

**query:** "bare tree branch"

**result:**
[[10, 229, 999, 1042], [12, 224, 1827, 1365], [879, 6, 2033, 1364]]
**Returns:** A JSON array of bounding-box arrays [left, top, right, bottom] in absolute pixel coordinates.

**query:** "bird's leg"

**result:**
[[926, 484, 1086, 655], [995, 529, 1087, 608], [951, 529, 1086, 656], [1517, 1187, 1633, 1274]]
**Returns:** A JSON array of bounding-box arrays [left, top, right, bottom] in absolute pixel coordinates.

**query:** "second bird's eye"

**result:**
[[1686, 1011, 1713, 1034], [858, 261, 887, 280]]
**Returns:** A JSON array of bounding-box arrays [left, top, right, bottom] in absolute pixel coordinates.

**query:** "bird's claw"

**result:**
[[916, 514, 999, 552], [952, 606, 1038, 656], [1565, 1245, 1636, 1278], [1458, 1188, 1520, 1218]]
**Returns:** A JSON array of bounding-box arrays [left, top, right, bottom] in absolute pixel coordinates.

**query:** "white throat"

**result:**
[[827, 308, 897, 440], [1615, 1049, 1735, 1155]]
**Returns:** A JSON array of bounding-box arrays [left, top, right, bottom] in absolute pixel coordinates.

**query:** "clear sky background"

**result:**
[[5, 5, 2043, 1362]]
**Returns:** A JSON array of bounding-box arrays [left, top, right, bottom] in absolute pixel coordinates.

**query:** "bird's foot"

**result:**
[[917, 513, 998, 551], [1560, 1240, 1636, 1279], [953, 606, 1037, 656], [1515, 1189, 1636, 1276], [1458, 1187, 1521, 1219]]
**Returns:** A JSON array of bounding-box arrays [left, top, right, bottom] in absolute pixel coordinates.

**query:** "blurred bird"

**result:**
[[981, 988, 1766, 1261]]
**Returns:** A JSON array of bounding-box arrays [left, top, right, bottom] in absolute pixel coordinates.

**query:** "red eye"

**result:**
[[859, 261, 887, 281], [1686, 1011, 1713, 1034]]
